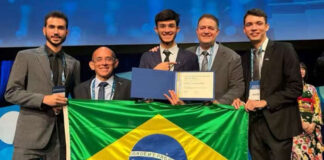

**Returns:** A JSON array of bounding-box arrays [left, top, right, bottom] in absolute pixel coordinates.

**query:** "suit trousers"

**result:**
[[249, 112, 293, 160], [12, 114, 66, 160]]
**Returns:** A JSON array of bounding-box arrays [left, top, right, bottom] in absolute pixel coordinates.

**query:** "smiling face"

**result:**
[[43, 17, 68, 49], [196, 17, 219, 49], [243, 15, 269, 48], [89, 47, 119, 81], [154, 20, 179, 48]]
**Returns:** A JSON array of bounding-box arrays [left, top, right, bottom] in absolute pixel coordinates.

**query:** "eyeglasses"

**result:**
[[93, 56, 116, 64]]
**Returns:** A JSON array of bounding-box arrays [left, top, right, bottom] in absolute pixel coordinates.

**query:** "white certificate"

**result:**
[[175, 72, 214, 100]]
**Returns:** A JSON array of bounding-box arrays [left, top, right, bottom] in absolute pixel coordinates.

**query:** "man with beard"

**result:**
[[74, 47, 131, 100], [139, 9, 199, 71], [5, 11, 80, 160]]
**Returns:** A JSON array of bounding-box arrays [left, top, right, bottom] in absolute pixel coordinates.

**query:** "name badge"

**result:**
[[248, 81, 260, 100]]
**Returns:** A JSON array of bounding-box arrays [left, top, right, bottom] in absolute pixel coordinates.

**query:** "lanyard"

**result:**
[[91, 78, 116, 100], [197, 45, 215, 71], [45, 52, 66, 86]]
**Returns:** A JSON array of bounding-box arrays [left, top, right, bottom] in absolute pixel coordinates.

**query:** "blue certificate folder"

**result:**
[[131, 67, 214, 100]]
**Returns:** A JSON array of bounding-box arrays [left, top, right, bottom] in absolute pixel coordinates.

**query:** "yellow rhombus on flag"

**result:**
[[89, 114, 226, 160]]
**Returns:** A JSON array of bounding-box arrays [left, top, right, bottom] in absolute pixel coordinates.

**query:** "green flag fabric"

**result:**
[[65, 100, 248, 160]]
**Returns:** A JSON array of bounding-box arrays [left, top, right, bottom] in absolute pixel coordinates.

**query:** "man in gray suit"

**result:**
[[165, 14, 244, 105], [5, 11, 80, 159]]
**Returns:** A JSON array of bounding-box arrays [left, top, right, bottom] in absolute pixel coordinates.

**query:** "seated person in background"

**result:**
[[292, 62, 323, 159], [74, 47, 131, 100], [139, 9, 198, 71]]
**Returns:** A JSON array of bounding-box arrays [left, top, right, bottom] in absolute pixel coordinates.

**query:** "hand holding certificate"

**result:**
[[131, 68, 214, 100]]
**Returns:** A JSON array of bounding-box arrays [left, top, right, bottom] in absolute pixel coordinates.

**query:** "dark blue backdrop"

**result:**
[[0, 0, 324, 47]]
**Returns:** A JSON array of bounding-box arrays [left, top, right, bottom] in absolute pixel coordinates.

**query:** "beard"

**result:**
[[158, 33, 177, 46], [45, 33, 66, 47]]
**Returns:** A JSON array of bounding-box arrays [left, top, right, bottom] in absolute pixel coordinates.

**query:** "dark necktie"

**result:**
[[163, 50, 171, 62], [253, 49, 261, 80], [201, 51, 209, 71], [98, 82, 108, 100]]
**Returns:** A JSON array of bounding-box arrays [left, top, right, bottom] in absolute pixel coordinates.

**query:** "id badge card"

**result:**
[[52, 86, 66, 97], [248, 81, 260, 100]]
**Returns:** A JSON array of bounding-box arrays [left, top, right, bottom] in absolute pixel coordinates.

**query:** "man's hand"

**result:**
[[212, 100, 219, 104], [232, 98, 244, 109], [149, 46, 160, 52], [154, 62, 177, 71], [43, 94, 67, 107], [245, 100, 267, 112], [164, 90, 185, 105]]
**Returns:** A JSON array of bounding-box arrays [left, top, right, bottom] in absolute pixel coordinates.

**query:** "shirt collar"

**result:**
[[260, 37, 269, 52], [95, 75, 114, 88], [198, 42, 218, 56], [160, 44, 179, 55], [45, 45, 63, 57]]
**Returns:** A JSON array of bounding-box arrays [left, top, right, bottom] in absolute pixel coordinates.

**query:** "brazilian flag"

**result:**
[[64, 100, 248, 160]]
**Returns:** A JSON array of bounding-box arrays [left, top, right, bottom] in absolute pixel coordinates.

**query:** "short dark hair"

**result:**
[[198, 14, 219, 28], [44, 11, 68, 28], [243, 8, 267, 25], [155, 9, 180, 26], [300, 62, 308, 80]]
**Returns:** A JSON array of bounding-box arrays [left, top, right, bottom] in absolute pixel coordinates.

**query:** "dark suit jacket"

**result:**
[[5, 46, 80, 149], [187, 43, 244, 104], [241, 40, 303, 140], [139, 48, 199, 71], [73, 76, 131, 100]]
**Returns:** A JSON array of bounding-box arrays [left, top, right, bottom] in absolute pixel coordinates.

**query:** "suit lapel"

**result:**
[[112, 76, 122, 100], [174, 48, 183, 71], [64, 54, 73, 84], [35, 47, 54, 86], [85, 78, 92, 99], [261, 40, 274, 84], [152, 49, 162, 67], [211, 44, 224, 73]]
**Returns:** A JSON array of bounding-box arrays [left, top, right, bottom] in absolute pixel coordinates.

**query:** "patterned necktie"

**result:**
[[163, 50, 171, 62], [98, 82, 108, 100], [201, 51, 209, 71], [253, 49, 261, 80]]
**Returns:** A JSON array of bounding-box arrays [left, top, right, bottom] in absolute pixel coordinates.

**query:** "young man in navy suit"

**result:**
[[139, 9, 199, 71]]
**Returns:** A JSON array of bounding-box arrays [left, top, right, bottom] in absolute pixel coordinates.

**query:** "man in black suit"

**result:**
[[74, 47, 130, 100], [233, 8, 303, 160], [139, 9, 199, 71]]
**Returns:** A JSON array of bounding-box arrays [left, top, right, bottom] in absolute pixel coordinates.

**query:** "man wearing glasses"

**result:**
[[74, 47, 131, 100]]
